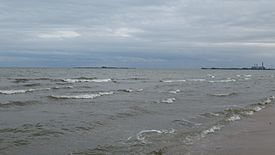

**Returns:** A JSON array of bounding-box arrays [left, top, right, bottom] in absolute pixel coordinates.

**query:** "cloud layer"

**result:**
[[1, 0, 275, 67]]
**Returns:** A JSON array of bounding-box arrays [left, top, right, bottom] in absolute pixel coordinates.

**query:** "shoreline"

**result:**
[[189, 104, 275, 155]]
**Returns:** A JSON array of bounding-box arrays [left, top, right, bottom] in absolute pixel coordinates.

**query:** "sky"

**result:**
[[0, 0, 275, 68]]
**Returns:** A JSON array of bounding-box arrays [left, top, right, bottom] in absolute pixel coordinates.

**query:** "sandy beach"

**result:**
[[190, 104, 275, 155]]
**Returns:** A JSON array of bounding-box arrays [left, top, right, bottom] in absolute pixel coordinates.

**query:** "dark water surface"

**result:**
[[1, 68, 275, 155]]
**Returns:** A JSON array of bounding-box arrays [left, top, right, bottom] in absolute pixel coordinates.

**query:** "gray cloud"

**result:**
[[0, 0, 275, 67]]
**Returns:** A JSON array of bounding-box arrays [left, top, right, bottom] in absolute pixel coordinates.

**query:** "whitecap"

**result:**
[[209, 79, 236, 83], [187, 79, 206, 82], [253, 106, 262, 112], [243, 111, 254, 115], [0, 89, 35, 95], [63, 78, 112, 83], [161, 98, 176, 103], [207, 74, 215, 78], [49, 91, 113, 99], [136, 129, 175, 143], [227, 114, 241, 121], [201, 125, 223, 137], [161, 80, 186, 83], [202, 125, 223, 137], [52, 86, 73, 89], [168, 89, 180, 94]]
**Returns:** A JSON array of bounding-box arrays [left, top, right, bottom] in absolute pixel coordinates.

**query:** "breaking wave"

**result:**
[[48, 92, 114, 99], [62, 77, 112, 83], [209, 78, 236, 83], [161, 80, 186, 83], [208, 92, 238, 97], [187, 79, 206, 82], [168, 89, 180, 94], [161, 98, 176, 103], [136, 129, 176, 143], [118, 89, 143, 93]]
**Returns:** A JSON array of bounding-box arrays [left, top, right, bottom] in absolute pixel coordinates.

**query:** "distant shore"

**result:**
[[73, 66, 136, 69], [201, 67, 275, 70]]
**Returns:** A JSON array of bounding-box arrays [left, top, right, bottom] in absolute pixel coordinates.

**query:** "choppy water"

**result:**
[[1, 68, 275, 155]]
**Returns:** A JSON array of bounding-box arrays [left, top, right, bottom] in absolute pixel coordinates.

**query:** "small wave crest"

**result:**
[[161, 80, 186, 83], [209, 78, 236, 83], [201, 125, 223, 138], [118, 88, 143, 93], [168, 89, 180, 94], [208, 92, 238, 97], [62, 78, 112, 83], [136, 129, 175, 143], [0, 101, 38, 107], [161, 98, 176, 104], [48, 91, 114, 99], [187, 79, 206, 82], [0, 87, 52, 95], [226, 114, 241, 121]]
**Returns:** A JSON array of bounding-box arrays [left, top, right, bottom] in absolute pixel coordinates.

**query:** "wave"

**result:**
[[136, 129, 175, 143], [62, 78, 112, 83], [13, 78, 57, 83], [52, 86, 73, 89], [118, 88, 143, 93], [48, 91, 114, 99], [201, 125, 224, 138], [187, 79, 206, 82], [0, 101, 38, 107], [161, 98, 176, 103], [226, 114, 241, 121], [208, 92, 238, 97], [207, 74, 215, 78], [0, 89, 36, 95], [182, 96, 275, 145], [161, 80, 186, 83], [209, 78, 236, 83], [168, 89, 180, 94]]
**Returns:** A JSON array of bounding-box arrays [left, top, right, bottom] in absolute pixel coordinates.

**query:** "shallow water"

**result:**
[[1, 68, 275, 155]]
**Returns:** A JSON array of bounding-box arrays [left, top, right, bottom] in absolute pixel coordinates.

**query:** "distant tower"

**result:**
[[262, 62, 265, 70]]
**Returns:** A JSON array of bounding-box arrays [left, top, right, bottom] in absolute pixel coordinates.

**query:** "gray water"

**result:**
[[1, 68, 275, 155]]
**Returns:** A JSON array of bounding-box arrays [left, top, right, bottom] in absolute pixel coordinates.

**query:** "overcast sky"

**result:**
[[1, 0, 275, 68]]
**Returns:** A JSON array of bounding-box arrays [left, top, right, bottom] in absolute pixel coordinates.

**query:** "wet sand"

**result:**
[[190, 105, 275, 155]]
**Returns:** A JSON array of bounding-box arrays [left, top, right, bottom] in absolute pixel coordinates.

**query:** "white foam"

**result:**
[[209, 112, 220, 116], [207, 74, 215, 78], [244, 74, 252, 77], [227, 114, 241, 121], [63, 78, 112, 83], [209, 79, 236, 83], [244, 111, 254, 115], [168, 89, 180, 94], [136, 129, 175, 143], [50, 91, 113, 99], [201, 125, 223, 137], [161, 80, 186, 83], [162, 98, 176, 103], [0, 89, 35, 95], [253, 106, 262, 112], [98, 92, 114, 95], [53, 86, 73, 89], [187, 79, 206, 82]]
